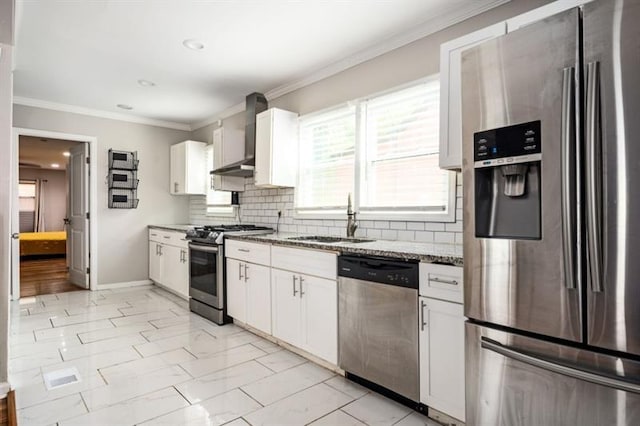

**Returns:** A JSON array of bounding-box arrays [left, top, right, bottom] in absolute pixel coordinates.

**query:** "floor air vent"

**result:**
[[43, 367, 81, 390]]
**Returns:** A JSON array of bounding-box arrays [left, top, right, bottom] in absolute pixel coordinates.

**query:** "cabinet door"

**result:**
[[439, 22, 506, 170], [149, 242, 162, 283], [161, 244, 181, 295], [170, 143, 185, 194], [419, 297, 465, 422], [212, 128, 245, 192], [185, 142, 206, 195], [254, 111, 272, 187], [271, 268, 302, 346], [301, 275, 337, 364], [174, 247, 190, 299], [246, 263, 272, 334], [226, 258, 246, 323]]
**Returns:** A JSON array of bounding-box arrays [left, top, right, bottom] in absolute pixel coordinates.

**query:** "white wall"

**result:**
[[12, 105, 192, 285], [189, 0, 552, 250], [0, 43, 14, 387], [19, 167, 68, 232]]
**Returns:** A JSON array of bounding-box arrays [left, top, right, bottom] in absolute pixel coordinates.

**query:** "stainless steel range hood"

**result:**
[[211, 92, 268, 177]]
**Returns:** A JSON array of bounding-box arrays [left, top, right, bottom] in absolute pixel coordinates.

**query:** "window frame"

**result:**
[[294, 76, 457, 223]]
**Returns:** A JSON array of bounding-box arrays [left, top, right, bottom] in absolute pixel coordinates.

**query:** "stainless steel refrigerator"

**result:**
[[462, 1, 640, 424]]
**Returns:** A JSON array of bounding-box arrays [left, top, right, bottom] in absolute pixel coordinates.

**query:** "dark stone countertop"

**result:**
[[225, 232, 463, 266], [148, 224, 197, 233]]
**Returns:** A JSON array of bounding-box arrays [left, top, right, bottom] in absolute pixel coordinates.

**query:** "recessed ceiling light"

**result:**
[[62, 152, 71, 157], [137, 79, 156, 87], [183, 39, 204, 51], [51, 163, 60, 168], [117, 104, 133, 110]]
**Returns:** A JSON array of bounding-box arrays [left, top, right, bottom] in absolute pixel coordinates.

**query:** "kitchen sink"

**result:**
[[287, 235, 375, 244]]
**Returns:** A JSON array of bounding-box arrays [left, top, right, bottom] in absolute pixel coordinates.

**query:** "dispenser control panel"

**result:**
[[474, 120, 541, 164]]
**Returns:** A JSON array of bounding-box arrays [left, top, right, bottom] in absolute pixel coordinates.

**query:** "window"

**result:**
[[296, 105, 356, 214], [205, 145, 234, 216], [295, 76, 455, 221], [19, 181, 36, 211]]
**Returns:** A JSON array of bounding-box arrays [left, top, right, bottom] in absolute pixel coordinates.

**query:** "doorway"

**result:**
[[11, 128, 98, 299]]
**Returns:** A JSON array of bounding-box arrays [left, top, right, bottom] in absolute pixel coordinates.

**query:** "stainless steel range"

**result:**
[[186, 225, 273, 324]]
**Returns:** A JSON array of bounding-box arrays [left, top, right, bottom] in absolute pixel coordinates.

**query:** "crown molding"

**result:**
[[13, 96, 192, 131], [191, 0, 510, 131]]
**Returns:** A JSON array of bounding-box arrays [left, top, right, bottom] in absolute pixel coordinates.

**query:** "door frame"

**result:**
[[11, 127, 98, 299]]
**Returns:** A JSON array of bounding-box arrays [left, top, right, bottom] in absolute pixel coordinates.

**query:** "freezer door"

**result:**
[[466, 322, 640, 426], [583, 0, 640, 356], [462, 9, 582, 341]]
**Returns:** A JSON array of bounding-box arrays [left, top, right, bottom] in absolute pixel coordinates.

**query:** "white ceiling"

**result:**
[[19, 136, 81, 171], [14, 0, 506, 130]]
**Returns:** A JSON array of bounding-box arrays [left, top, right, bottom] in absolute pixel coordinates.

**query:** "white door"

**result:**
[[226, 258, 246, 323], [246, 262, 271, 334], [67, 143, 89, 287], [149, 242, 162, 283], [301, 275, 337, 364], [419, 297, 465, 422], [271, 268, 302, 346]]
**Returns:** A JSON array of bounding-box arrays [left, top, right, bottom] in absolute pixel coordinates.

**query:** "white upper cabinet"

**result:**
[[170, 140, 207, 195], [255, 108, 299, 188], [212, 127, 245, 192], [439, 22, 506, 170]]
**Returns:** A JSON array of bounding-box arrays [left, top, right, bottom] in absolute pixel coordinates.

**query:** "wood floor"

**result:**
[[20, 257, 84, 297]]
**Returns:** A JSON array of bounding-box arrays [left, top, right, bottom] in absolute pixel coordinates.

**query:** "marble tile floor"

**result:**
[[9, 285, 440, 426]]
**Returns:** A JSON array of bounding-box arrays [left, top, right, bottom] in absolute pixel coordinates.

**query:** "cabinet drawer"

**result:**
[[419, 263, 463, 303], [226, 239, 270, 266], [149, 229, 188, 248], [271, 245, 337, 280]]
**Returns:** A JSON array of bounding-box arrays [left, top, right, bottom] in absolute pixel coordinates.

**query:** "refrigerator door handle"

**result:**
[[481, 337, 640, 394], [586, 61, 604, 293], [561, 66, 577, 290]]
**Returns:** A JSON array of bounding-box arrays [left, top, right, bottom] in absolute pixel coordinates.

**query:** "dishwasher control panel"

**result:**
[[338, 255, 419, 289]]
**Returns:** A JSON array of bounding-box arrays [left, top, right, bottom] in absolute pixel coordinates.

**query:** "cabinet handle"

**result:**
[[163, 236, 171, 239], [158, 245, 163, 256], [239, 262, 244, 280], [210, 175, 215, 190], [174, 182, 179, 193], [299, 276, 305, 298], [244, 264, 249, 282], [155, 244, 159, 256], [238, 248, 250, 253], [421, 300, 427, 331], [429, 277, 459, 286], [292, 275, 298, 296]]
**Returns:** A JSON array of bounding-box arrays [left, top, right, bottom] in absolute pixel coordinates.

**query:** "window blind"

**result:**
[[296, 105, 356, 210], [360, 80, 449, 211]]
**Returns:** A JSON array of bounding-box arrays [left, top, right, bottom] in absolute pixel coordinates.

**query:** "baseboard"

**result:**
[[95, 280, 153, 290], [0, 382, 10, 399]]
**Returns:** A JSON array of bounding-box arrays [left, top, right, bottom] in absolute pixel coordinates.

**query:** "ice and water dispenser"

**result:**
[[474, 121, 542, 240]]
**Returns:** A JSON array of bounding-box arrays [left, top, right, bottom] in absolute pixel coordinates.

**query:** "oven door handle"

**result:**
[[188, 243, 219, 253]]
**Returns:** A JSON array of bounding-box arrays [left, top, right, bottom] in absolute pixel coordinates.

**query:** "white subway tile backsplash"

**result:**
[[189, 177, 464, 250], [414, 231, 435, 243]]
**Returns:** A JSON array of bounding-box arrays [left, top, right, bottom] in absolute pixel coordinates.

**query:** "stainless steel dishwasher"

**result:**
[[338, 254, 419, 403]]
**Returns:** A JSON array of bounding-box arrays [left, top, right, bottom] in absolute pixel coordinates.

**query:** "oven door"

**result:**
[[189, 242, 224, 309]]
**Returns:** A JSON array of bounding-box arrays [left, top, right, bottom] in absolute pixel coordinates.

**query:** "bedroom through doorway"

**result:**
[[17, 136, 87, 297]]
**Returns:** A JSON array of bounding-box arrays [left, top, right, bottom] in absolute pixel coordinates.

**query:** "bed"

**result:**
[[19, 231, 67, 257]]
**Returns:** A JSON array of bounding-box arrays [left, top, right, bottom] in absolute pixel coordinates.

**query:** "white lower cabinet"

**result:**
[[148, 229, 189, 299], [271, 253, 338, 365], [225, 240, 272, 334], [419, 296, 466, 422]]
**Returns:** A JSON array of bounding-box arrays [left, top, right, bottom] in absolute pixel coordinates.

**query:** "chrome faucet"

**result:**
[[347, 193, 358, 237]]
